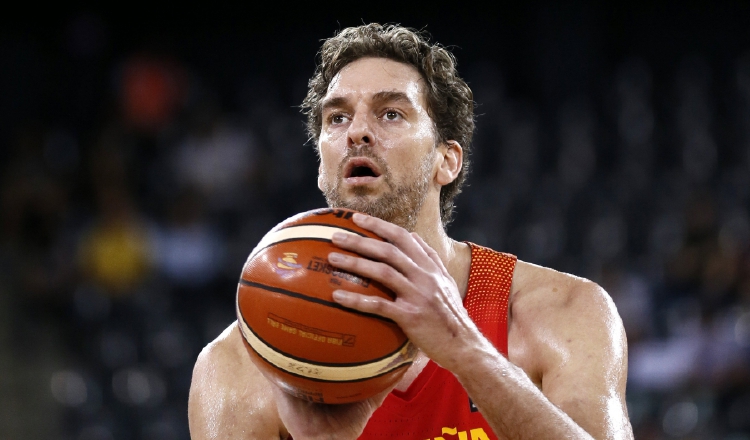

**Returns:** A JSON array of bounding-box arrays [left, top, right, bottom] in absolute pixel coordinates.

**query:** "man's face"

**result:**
[[317, 57, 439, 231]]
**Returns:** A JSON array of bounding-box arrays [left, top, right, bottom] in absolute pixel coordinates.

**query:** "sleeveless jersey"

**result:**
[[359, 242, 517, 440]]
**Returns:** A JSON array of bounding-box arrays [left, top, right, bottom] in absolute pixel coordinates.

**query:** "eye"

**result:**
[[382, 110, 401, 121], [329, 113, 349, 125]]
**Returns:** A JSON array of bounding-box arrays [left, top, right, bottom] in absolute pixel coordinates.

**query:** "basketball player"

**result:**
[[189, 24, 634, 439]]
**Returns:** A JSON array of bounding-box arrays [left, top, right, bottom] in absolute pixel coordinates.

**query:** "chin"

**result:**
[[323, 179, 425, 232], [334, 198, 379, 215], [326, 193, 378, 215]]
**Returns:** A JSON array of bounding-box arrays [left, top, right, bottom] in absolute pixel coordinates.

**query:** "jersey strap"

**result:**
[[463, 242, 516, 356]]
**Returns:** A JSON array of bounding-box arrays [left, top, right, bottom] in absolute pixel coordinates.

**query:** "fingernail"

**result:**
[[332, 290, 349, 301], [329, 252, 345, 263], [332, 232, 347, 242], [352, 213, 365, 223]]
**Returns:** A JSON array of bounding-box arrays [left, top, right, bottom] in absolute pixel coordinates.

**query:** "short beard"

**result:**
[[320, 148, 434, 232]]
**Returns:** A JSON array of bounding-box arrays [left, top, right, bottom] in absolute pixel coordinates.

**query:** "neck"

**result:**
[[412, 206, 471, 298]]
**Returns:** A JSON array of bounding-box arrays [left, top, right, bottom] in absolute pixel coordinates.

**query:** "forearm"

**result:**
[[452, 338, 593, 440]]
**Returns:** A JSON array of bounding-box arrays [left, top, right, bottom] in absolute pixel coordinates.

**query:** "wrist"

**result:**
[[438, 329, 504, 378]]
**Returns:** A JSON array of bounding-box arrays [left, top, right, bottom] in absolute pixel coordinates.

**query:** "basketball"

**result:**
[[236, 207, 416, 404]]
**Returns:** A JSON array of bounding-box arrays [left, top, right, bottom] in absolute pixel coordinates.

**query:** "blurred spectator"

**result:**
[[171, 103, 259, 215], [77, 182, 152, 295], [150, 187, 226, 288], [1, 124, 78, 301], [77, 137, 153, 296], [116, 54, 188, 136]]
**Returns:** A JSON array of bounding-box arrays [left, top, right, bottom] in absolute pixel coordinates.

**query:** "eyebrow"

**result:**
[[320, 90, 416, 113], [371, 90, 414, 107], [320, 96, 348, 113]]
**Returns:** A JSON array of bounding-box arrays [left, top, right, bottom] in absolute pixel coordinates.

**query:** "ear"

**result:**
[[435, 140, 463, 186]]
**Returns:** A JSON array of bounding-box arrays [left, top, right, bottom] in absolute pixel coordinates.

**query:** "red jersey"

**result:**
[[360, 243, 517, 440]]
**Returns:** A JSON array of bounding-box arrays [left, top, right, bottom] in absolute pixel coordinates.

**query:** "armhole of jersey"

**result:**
[[464, 242, 517, 357]]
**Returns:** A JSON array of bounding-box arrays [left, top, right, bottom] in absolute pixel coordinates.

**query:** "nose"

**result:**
[[347, 112, 373, 148]]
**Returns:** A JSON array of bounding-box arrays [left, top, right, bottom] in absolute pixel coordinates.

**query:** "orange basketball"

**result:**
[[236, 207, 416, 404]]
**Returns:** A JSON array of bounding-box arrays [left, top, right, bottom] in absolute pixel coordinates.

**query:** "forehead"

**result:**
[[324, 57, 427, 106]]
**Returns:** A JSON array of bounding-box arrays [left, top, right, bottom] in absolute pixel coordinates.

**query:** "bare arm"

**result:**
[[455, 272, 632, 439], [188, 323, 286, 440], [189, 322, 391, 440]]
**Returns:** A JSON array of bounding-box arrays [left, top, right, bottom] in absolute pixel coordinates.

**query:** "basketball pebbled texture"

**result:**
[[236, 207, 416, 404]]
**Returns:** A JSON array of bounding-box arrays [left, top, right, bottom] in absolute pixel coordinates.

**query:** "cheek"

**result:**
[[413, 119, 436, 143], [321, 127, 346, 145], [317, 142, 340, 176], [319, 130, 346, 153], [317, 159, 334, 192], [379, 116, 435, 150]]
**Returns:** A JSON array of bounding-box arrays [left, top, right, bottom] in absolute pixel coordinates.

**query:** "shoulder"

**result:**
[[508, 260, 628, 384], [508, 261, 632, 438], [189, 322, 286, 440], [191, 322, 253, 392], [510, 260, 619, 323]]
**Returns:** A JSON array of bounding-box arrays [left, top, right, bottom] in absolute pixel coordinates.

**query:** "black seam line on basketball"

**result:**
[[239, 312, 413, 368], [280, 223, 368, 237], [238, 279, 396, 325]]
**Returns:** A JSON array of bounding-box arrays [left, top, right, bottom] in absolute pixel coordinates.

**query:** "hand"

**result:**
[[273, 385, 391, 440], [327, 213, 483, 372]]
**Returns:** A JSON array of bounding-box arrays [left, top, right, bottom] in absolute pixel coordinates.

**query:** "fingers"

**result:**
[[328, 251, 412, 298], [332, 213, 434, 271], [331, 232, 418, 278], [332, 289, 406, 321], [327, 213, 445, 322]]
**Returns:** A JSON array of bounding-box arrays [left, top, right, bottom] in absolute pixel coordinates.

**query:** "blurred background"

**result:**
[[1, 2, 749, 439]]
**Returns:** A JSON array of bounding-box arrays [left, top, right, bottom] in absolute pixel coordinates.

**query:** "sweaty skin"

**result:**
[[188, 57, 633, 440]]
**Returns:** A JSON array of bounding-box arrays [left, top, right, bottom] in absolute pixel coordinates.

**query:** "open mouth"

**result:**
[[343, 158, 382, 182], [349, 165, 378, 178]]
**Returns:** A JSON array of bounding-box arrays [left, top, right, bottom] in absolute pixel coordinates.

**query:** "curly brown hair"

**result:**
[[301, 23, 475, 227]]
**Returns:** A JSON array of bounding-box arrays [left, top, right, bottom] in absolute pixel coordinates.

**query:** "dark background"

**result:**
[[1, 3, 750, 439]]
